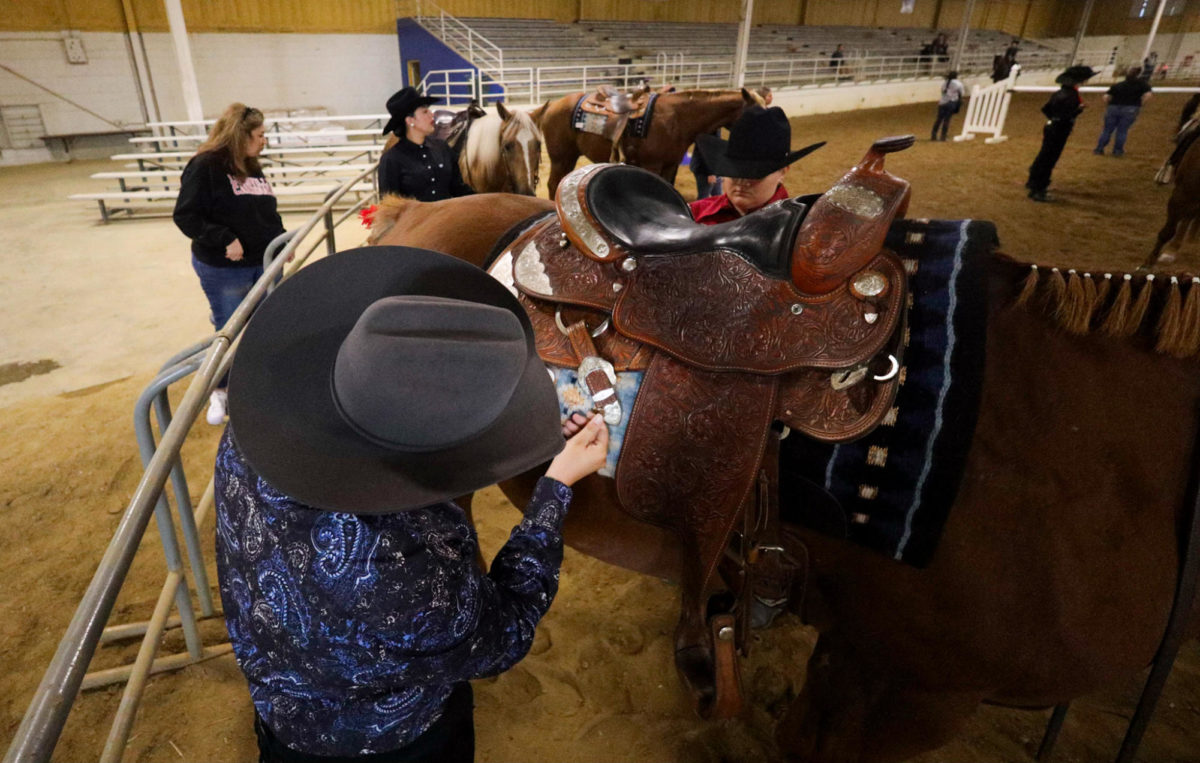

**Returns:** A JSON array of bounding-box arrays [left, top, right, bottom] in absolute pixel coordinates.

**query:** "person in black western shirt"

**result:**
[[377, 87, 475, 200], [1026, 65, 1095, 203]]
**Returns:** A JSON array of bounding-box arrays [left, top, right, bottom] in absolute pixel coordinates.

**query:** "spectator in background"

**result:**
[[932, 33, 950, 62], [1026, 65, 1095, 202], [1141, 52, 1158, 81], [831, 44, 846, 77], [992, 41, 1018, 82], [757, 86, 774, 106], [172, 103, 285, 426], [689, 133, 721, 200], [1094, 66, 1152, 157], [931, 70, 966, 141]]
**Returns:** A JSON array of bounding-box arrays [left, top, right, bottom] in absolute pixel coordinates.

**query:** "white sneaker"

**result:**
[[206, 389, 228, 426]]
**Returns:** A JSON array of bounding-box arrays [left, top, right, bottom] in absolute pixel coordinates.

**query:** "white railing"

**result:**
[[410, 0, 503, 79], [421, 49, 1084, 106]]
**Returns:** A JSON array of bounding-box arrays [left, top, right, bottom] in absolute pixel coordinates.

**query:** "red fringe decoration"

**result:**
[[359, 204, 378, 229]]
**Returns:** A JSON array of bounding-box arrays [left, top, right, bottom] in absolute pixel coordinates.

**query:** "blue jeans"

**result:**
[[1096, 105, 1140, 154], [192, 256, 262, 388]]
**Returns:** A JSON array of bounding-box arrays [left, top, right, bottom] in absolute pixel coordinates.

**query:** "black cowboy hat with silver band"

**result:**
[[382, 87, 440, 136], [228, 246, 564, 515], [696, 106, 825, 180]]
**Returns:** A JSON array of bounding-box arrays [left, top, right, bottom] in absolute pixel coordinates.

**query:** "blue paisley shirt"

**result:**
[[214, 428, 572, 757]]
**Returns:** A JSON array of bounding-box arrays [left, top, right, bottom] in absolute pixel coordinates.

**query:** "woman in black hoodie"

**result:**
[[173, 103, 284, 424]]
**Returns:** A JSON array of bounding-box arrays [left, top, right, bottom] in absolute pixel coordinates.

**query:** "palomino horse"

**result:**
[[370, 191, 1200, 761], [1147, 123, 1200, 266], [538, 88, 761, 197], [382, 102, 546, 195]]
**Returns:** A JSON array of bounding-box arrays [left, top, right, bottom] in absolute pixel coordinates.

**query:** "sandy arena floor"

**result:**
[[2, 92, 1199, 762]]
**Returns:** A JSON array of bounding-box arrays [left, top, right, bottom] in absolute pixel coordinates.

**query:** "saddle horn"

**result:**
[[790, 135, 915, 295]]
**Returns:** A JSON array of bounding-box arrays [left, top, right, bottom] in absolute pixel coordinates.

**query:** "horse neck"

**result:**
[[673, 92, 745, 138]]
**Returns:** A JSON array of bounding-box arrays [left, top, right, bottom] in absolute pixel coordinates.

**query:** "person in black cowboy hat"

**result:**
[[214, 246, 608, 762], [1026, 64, 1096, 202], [689, 105, 824, 225], [377, 86, 475, 200]]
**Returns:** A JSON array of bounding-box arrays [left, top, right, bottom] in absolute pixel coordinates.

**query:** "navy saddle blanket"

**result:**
[[781, 219, 997, 568]]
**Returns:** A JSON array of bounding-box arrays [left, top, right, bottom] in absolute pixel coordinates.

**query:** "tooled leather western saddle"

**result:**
[[573, 85, 665, 146], [490, 136, 915, 719]]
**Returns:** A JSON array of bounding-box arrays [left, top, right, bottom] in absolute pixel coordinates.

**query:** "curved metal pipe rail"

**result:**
[[4, 164, 378, 763]]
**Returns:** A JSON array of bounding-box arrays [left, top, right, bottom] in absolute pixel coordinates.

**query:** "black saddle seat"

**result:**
[[584, 165, 811, 279]]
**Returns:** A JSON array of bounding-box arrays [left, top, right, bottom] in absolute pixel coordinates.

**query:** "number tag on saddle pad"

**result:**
[[551, 365, 642, 478]]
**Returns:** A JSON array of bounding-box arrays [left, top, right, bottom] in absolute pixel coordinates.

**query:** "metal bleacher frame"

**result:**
[[71, 113, 390, 222]]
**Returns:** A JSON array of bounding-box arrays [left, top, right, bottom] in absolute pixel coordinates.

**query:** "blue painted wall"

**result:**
[[396, 18, 479, 104]]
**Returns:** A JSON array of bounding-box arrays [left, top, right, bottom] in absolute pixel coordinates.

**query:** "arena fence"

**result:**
[[956, 64, 1200, 144], [419, 49, 1089, 106], [3, 168, 378, 763]]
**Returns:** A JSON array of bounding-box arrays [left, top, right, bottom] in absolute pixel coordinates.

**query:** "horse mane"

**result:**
[[365, 193, 412, 245], [463, 112, 503, 190], [1004, 253, 1200, 358]]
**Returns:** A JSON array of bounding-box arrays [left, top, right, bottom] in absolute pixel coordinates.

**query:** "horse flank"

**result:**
[[1010, 259, 1200, 357]]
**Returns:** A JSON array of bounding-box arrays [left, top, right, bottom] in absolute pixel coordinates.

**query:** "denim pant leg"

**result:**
[[192, 256, 263, 388], [1096, 107, 1119, 151], [692, 169, 714, 199], [1113, 106, 1139, 153]]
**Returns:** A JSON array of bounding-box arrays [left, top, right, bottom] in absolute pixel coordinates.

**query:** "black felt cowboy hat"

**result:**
[[227, 246, 564, 514], [382, 87, 440, 136], [1055, 65, 1097, 85], [695, 106, 825, 179]]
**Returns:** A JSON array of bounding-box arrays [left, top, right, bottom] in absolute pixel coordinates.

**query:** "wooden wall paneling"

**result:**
[[805, 0, 874, 27], [754, 0, 803, 26]]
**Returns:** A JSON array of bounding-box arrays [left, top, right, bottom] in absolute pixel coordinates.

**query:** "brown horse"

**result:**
[[371, 193, 1200, 761], [382, 102, 547, 195], [1147, 127, 1200, 267], [537, 88, 761, 197]]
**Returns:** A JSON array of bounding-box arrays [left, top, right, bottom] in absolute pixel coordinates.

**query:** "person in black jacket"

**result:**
[[173, 102, 285, 425], [378, 87, 475, 200], [1026, 65, 1095, 202]]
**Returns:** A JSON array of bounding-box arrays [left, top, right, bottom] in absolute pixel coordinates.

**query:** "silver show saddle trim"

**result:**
[[825, 183, 885, 219], [514, 239, 553, 296], [487, 250, 519, 297], [577, 355, 622, 425], [557, 163, 611, 259]]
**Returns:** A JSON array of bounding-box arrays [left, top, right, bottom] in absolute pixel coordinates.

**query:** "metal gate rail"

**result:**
[[4, 165, 378, 763]]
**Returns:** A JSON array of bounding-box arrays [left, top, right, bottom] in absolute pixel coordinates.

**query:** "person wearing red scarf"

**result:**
[[689, 106, 823, 225]]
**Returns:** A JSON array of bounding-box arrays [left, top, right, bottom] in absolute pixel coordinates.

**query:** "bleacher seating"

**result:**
[[422, 15, 1068, 99]]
